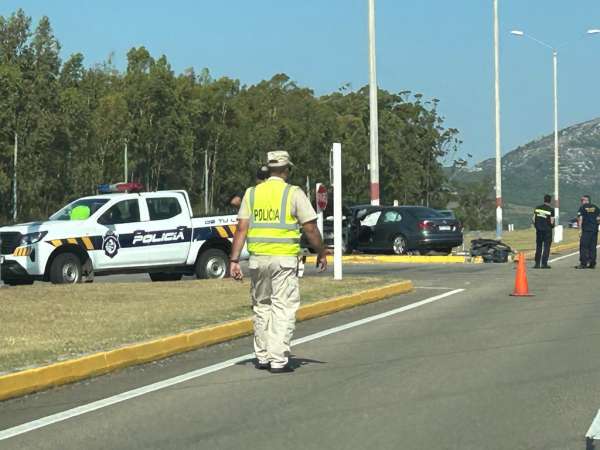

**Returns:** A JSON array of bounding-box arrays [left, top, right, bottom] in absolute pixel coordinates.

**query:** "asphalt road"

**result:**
[[2, 250, 600, 449]]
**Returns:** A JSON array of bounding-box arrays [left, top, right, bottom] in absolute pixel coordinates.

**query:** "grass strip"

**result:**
[[0, 275, 393, 374]]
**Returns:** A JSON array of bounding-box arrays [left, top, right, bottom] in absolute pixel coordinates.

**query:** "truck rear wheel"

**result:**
[[49, 253, 82, 284], [149, 273, 183, 282], [196, 248, 228, 279]]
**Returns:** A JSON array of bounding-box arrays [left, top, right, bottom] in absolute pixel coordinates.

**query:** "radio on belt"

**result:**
[[97, 182, 144, 194]]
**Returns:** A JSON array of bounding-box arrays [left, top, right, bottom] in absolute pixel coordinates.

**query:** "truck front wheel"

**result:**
[[49, 253, 83, 284], [195, 248, 228, 279]]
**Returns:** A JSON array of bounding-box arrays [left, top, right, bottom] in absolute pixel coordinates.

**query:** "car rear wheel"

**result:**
[[149, 273, 183, 282], [392, 235, 408, 255], [196, 248, 228, 279], [49, 253, 82, 284]]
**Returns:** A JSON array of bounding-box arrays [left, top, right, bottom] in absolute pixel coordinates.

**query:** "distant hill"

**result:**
[[457, 118, 600, 226]]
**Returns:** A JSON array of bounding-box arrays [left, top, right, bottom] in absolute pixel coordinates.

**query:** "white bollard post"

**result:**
[[333, 143, 343, 280], [317, 211, 324, 238], [554, 224, 563, 243], [0, 252, 5, 288]]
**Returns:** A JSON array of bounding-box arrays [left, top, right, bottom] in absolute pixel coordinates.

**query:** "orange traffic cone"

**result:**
[[511, 252, 534, 297]]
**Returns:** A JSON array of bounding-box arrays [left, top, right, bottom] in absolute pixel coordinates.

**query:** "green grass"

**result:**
[[0, 276, 395, 374]]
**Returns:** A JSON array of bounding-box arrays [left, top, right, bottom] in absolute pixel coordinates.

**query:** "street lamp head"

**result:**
[[587, 29, 600, 35], [510, 30, 525, 36]]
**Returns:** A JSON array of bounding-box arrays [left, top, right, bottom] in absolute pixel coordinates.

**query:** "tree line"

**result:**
[[0, 10, 483, 226]]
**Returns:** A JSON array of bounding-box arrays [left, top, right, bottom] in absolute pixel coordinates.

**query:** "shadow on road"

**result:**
[[236, 356, 327, 371]]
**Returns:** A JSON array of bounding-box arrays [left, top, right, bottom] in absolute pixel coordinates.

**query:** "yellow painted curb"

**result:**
[[305, 255, 480, 264], [0, 280, 414, 402]]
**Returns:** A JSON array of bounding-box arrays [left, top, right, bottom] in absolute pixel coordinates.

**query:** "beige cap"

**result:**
[[267, 150, 294, 168]]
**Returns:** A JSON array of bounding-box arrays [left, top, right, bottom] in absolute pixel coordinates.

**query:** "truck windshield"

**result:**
[[49, 198, 110, 221]]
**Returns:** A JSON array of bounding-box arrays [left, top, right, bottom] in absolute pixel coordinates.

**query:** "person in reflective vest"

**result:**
[[229, 150, 328, 373]]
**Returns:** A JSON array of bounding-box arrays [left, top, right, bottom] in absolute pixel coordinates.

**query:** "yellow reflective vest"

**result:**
[[246, 178, 301, 256]]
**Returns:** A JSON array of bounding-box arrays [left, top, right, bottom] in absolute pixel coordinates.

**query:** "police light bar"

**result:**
[[98, 182, 144, 194]]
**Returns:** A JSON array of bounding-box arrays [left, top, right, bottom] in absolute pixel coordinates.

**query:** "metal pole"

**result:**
[[0, 221, 4, 286], [333, 143, 343, 280], [306, 176, 310, 199], [124, 141, 128, 183], [553, 50, 560, 227], [493, 0, 503, 239], [316, 182, 324, 237], [368, 0, 380, 205], [13, 132, 17, 222], [204, 150, 209, 214]]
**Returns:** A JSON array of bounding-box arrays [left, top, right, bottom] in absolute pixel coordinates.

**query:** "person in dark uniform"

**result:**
[[576, 195, 600, 269], [533, 194, 555, 269]]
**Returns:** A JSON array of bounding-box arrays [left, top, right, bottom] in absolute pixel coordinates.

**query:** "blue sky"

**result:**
[[2, 0, 600, 165]]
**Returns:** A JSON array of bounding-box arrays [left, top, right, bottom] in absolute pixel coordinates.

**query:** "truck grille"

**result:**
[[0, 232, 22, 254]]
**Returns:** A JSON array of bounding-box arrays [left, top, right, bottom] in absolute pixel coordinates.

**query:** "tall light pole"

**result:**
[[124, 140, 128, 183], [552, 48, 558, 226], [493, 0, 502, 239], [510, 30, 561, 228], [368, 0, 380, 205], [13, 132, 17, 222]]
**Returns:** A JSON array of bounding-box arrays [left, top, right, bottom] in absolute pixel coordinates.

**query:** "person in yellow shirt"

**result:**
[[229, 151, 327, 373]]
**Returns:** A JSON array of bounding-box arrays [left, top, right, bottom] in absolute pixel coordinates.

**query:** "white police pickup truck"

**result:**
[[0, 188, 239, 285]]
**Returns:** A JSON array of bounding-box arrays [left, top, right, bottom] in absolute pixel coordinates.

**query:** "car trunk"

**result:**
[[418, 218, 462, 235]]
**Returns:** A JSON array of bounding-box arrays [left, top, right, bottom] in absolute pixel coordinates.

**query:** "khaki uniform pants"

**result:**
[[249, 255, 300, 368]]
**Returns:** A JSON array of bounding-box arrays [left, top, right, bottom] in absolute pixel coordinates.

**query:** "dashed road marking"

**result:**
[[586, 409, 600, 448]]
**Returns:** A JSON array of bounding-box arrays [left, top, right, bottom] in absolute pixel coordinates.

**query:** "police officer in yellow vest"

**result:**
[[229, 151, 328, 373]]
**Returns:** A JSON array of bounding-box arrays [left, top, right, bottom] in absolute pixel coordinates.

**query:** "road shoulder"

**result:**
[[0, 280, 413, 402]]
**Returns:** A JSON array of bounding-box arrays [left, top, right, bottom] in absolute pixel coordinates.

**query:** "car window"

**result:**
[[382, 210, 402, 223], [409, 208, 443, 219], [361, 211, 381, 227], [50, 198, 109, 221], [146, 197, 182, 221], [437, 210, 455, 218], [98, 199, 140, 225]]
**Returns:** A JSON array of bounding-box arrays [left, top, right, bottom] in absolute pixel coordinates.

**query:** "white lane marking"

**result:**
[[586, 409, 600, 441], [0, 289, 464, 441], [548, 250, 580, 263], [548, 244, 600, 264], [292, 289, 464, 346], [415, 286, 458, 290]]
